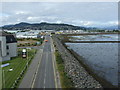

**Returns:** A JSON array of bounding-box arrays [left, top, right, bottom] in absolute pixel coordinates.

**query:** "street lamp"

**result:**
[[26, 48, 28, 68], [2, 69, 5, 88]]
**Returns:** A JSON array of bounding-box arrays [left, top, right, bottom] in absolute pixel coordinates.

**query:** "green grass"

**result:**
[[2, 48, 36, 88], [0, 61, 2, 89], [55, 51, 74, 88]]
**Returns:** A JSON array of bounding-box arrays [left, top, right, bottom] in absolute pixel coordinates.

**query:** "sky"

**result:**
[[0, 2, 118, 28]]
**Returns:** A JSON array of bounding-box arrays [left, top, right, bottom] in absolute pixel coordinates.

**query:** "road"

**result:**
[[33, 35, 56, 88], [19, 35, 56, 88]]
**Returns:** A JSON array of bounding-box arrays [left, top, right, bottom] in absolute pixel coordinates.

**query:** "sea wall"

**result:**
[[52, 35, 102, 88]]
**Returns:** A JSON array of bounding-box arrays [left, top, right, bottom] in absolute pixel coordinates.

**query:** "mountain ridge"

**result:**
[[1, 22, 119, 30], [1, 22, 86, 30]]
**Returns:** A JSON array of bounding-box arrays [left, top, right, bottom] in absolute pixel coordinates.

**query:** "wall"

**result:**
[[0, 36, 17, 62], [7, 43, 17, 57]]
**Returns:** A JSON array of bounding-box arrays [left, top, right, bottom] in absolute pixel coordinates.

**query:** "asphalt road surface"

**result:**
[[33, 35, 56, 88]]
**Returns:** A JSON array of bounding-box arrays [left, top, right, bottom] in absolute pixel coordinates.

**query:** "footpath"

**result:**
[[19, 46, 43, 88]]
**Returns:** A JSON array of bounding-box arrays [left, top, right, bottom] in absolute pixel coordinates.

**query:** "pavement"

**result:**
[[19, 35, 57, 88]]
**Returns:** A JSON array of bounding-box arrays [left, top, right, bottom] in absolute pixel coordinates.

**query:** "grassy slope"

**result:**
[[55, 51, 74, 88]]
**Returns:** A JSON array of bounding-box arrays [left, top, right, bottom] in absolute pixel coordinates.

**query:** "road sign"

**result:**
[[1, 63, 9, 68]]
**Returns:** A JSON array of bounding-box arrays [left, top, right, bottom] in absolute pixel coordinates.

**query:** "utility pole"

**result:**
[[2, 70, 5, 88], [26, 48, 28, 68]]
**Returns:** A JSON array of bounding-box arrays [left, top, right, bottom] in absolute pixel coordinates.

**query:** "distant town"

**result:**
[[0, 1, 119, 89]]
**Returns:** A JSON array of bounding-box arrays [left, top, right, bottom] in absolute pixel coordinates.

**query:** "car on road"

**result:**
[[44, 40, 48, 42]]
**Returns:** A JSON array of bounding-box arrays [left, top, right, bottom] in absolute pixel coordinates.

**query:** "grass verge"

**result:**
[[55, 50, 74, 88], [17, 38, 44, 47], [2, 48, 37, 88]]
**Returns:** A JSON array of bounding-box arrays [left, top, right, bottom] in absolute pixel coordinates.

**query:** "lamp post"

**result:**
[[2, 69, 5, 88], [26, 48, 28, 68]]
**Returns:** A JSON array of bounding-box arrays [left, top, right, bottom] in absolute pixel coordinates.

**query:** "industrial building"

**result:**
[[0, 31, 17, 61]]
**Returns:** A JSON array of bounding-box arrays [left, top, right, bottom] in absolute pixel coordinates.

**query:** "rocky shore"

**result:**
[[52, 35, 102, 88]]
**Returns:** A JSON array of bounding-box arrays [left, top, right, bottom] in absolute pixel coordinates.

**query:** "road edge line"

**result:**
[[50, 37, 58, 89], [31, 43, 44, 88]]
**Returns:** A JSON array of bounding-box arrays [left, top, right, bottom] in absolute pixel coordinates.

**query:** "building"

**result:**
[[4, 30, 18, 34], [0, 32, 17, 61], [16, 31, 41, 38]]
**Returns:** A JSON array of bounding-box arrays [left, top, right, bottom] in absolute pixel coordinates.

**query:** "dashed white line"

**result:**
[[43, 52, 48, 88], [31, 49, 43, 88], [44, 68, 46, 88], [31, 42, 45, 88]]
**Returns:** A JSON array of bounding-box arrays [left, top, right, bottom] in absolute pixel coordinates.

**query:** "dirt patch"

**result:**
[[18, 40, 37, 44]]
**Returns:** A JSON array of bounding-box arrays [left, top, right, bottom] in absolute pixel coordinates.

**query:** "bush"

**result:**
[[56, 51, 63, 64]]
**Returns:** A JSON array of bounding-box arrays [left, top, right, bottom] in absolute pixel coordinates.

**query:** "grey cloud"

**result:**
[[1, 2, 118, 27]]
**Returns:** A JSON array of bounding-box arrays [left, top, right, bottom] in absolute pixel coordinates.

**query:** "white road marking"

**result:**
[[44, 78, 46, 88], [44, 68, 46, 88], [31, 49, 43, 88], [31, 36, 57, 89], [44, 52, 48, 88], [50, 37, 57, 88], [31, 44, 44, 88]]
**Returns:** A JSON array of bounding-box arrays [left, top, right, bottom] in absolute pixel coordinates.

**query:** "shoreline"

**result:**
[[63, 42, 117, 88], [52, 35, 102, 88]]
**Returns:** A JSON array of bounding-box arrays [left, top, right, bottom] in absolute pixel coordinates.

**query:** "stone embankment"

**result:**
[[52, 35, 102, 88]]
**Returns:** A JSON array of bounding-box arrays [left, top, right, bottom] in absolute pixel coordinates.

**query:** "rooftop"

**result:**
[[0, 31, 13, 36], [0, 31, 17, 43]]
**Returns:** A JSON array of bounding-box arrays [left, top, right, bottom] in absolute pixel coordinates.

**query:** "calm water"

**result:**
[[66, 42, 119, 86], [69, 34, 119, 41]]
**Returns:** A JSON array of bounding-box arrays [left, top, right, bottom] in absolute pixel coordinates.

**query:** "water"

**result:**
[[69, 34, 119, 41], [66, 42, 119, 86]]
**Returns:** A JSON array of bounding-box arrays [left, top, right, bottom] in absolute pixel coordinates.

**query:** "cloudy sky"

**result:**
[[0, 2, 118, 28]]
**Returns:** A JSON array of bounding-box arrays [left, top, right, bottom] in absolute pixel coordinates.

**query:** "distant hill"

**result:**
[[101, 25, 118, 30], [90, 25, 119, 30], [1, 22, 86, 30]]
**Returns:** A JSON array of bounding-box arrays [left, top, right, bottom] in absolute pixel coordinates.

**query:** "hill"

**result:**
[[1, 22, 86, 30]]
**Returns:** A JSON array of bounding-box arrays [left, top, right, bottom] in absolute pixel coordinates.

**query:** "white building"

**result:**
[[4, 30, 18, 34], [16, 31, 40, 38], [0, 32, 17, 61]]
